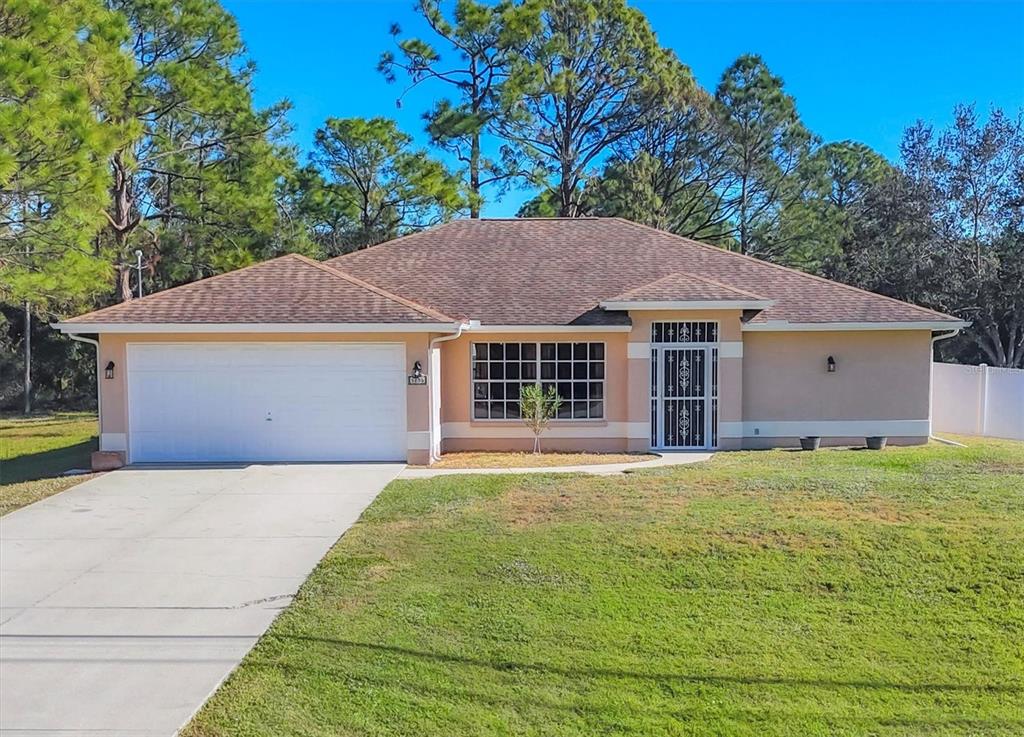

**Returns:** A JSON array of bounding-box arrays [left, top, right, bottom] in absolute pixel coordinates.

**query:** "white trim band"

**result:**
[[443, 421, 649, 439], [742, 321, 970, 332], [601, 300, 774, 311], [627, 342, 650, 359], [719, 341, 743, 358], [52, 322, 462, 334], [407, 431, 431, 451], [100, 432, 127, 452], [719, 420, 930, 438]]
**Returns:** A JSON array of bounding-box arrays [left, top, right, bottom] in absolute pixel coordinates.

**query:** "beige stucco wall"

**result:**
[[93, 323, 935, 463], [738, 330, 932, 447], [96, 332, 433, 464]]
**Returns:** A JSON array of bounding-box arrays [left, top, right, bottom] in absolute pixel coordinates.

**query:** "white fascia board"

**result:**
[[467, 324, 632, 333], [741, 320, 970, 332], [600, 300, 774, 311], [52, 322, 462, 334]]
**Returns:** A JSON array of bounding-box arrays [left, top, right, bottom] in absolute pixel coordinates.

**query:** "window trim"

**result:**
[[469, 340, 608, 423]]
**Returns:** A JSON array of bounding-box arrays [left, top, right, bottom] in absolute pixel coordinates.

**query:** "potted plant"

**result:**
[[519, 384, 563, 454], [800, 436, 821, 451], [866, 436, 887, 450]]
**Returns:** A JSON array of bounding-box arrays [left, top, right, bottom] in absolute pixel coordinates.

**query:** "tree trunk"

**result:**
[[119, 264, 134, 302], [109, 151, 138, 301], [23, 301, 31, 415], [469, 132, 481, 219]]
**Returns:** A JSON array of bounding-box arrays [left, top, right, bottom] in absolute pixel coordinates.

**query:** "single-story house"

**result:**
[[54, 217, 967, 465]]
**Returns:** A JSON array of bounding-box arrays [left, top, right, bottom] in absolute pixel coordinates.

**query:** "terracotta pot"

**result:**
[[866, 436, 888, 450], [800, 436, 821, 451]]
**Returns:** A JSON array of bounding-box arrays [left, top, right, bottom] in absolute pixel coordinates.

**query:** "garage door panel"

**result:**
[[127, 343, 407, 463]]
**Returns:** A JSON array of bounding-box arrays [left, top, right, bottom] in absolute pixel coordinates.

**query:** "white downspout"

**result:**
[[929, 327, 965, 445], [66, 333, 102, 449], [427, 320, 477, 460]]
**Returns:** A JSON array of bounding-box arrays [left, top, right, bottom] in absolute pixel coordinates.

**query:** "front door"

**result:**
[[651, 347, 713, 449]]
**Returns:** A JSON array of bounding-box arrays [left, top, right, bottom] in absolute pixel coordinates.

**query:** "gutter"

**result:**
[[65, 332, 102, 449], [929, 325, 968, 445], [426, 321, 477, 461]]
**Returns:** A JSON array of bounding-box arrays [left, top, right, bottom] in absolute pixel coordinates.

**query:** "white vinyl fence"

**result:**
[[932, 362, 1024, 441]]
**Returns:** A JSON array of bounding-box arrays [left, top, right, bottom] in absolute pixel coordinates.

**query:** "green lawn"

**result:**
[[0, 412, 99, 514], [185, 437, 1024, 737]]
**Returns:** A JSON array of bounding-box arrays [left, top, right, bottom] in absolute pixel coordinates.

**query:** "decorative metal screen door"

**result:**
[[653, 348, 710, 449]]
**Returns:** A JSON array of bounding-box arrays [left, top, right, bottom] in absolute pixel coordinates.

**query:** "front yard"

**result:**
[[0, 412, 98, 515], [185, 438, 1024, 736]]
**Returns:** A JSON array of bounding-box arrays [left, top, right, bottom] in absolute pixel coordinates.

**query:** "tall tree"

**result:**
[[777, 141, 891, 274], [585, 84, 736, 244], [499, 0, 689, 216], [101, 0, 292, 300], [306, 117, 463, 251], [839, 107, 1024, 367], [715, 54, 815, 257], [1, 0, 131, 306], [0, 0, 133, 411], [926, 106, 1024, 366], [379, 0, 538, 217]]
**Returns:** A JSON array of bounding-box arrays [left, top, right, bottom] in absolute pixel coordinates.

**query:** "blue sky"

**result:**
[[222, 0, 1024, 216]]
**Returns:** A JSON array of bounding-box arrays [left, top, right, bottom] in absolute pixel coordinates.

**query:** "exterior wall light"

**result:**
[[411, 360, 423, 379], [104, 361, 115, 380], [827, 356, 836, 373]]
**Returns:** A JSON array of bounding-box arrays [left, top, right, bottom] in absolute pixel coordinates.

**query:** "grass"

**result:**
[[431, 451, 657, 468], [0, 412, 99, 514], [184, 436, 1024, 737]]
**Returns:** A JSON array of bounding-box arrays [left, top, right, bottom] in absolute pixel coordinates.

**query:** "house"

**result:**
[[53, 218, 967, 465]]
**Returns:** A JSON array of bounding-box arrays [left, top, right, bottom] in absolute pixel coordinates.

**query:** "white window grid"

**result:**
[[471, 342, 605, 420], [650, 321, 719, 344]]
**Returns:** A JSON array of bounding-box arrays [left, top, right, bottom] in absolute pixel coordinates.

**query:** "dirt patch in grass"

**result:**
[[431, 451, 657, 469]]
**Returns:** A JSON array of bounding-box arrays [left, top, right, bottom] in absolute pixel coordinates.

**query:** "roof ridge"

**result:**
[[611, 218, 961, 322], [59, 253, 303, 322], [291, 254, 457, 323], [326, 222, 455, 265], [617, 270, 770, 301]]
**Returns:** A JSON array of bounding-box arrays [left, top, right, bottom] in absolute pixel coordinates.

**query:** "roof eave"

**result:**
[[600, 299, 775, 311], [741, 320, 971, 332], [52, 321, 464, 334]]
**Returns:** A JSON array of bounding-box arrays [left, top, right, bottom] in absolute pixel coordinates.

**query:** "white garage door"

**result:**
[[127, 343, 407, 463]]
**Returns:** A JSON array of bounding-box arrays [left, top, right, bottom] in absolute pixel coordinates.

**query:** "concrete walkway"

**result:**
[[399, 451, 713, 479], [0, 463, 402, 737]]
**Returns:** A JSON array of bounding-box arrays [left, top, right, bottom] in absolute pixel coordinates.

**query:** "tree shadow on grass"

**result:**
[[0, 438, 97, 485], [271, 634, 1022, 696]]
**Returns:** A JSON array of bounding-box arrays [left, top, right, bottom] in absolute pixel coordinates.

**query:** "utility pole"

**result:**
[[23, 300, 31, 414], [135, 249, 144, 298]]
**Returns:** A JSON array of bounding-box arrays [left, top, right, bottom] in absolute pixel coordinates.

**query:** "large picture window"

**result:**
[[472, 342, 605, 420]]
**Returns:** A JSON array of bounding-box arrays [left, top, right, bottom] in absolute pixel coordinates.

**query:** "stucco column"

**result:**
[[404, 333, 432, 465], [716, 347, 743, 451], [626, 321, 652, 452]]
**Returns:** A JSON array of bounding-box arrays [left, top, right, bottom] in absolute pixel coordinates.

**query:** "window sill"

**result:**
[[468, 419, 609, 427]]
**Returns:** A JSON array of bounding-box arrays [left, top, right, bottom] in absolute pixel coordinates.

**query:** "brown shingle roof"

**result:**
[[606, 271, 771, 303], [63, 218, 962, 328], [327, 218, 961, 326], [65, 254, 454, 324]]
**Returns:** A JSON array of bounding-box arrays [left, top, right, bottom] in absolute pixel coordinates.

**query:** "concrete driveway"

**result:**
[[0, 463, 402, 736]]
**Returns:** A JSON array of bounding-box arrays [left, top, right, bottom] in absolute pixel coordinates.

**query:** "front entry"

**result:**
[[651, 345, 718, 450]]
